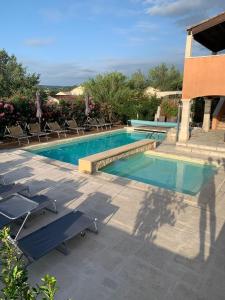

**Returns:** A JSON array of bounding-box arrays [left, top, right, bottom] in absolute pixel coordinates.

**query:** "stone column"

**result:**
[[154, 106, 161, 121], [202, 98, 212, 132], [185, 32, 193, 58], [178, 99, 191, 142]]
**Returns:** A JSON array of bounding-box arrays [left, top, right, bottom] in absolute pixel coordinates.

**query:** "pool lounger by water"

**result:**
[[17, 210, 98, 263]]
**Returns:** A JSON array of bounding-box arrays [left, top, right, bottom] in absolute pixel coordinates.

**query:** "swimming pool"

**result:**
[[101, 153, 217, 195], [29, 130, 165, 165]]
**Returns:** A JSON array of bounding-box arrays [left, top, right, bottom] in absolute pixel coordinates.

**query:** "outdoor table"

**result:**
[[0, 193, 38, 240]]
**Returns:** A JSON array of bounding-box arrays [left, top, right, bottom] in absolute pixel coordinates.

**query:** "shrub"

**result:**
[[0, 227, 58, 300], [161, 99, 178, 118]]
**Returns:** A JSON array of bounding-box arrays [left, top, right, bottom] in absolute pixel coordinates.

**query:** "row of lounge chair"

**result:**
[[4, 118, 113, 145], [0, 175, 98, 265]]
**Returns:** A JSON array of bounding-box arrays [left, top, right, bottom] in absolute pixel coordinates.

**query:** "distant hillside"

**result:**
[[39, 85, 77, 91]]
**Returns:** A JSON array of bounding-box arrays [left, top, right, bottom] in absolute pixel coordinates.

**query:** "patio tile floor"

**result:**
[[0, 147, 225, 300]]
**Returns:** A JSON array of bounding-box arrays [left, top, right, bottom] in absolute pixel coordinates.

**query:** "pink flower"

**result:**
[[4, 103, 14, 113], [0, 112, 5, 118]]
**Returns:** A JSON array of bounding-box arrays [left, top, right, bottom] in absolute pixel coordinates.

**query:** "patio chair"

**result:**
[[4, 125, 30, 146], [0, 176, 30, 199], [27, 123, 50, 142], [0, 193, 58, 232], [65, 119, 85, 135], [86, 118, 104, 131], [44, 122, 68, 138], [98, 117, 112, 129], [17, 210, 98, 264]]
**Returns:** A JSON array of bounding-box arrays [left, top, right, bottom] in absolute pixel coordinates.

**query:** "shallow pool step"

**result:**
[[176, 142, 225, 158]]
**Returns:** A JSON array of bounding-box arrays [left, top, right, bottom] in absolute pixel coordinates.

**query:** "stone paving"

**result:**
[[189, 129, 225, 148], [1, 147, 225, 300]]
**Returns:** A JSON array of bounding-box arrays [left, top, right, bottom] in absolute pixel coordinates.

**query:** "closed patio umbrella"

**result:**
[[35, 90, 42, 124], [85, 95, 90, 116]]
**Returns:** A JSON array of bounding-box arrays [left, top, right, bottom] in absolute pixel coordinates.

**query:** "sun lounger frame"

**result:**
[[17, 210, 98, 265], [44, 122, 69, 138], [4, 126, 31, 146]]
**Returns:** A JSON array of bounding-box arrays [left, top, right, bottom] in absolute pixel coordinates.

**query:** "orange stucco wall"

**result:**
[[182, 55, 225, 99]]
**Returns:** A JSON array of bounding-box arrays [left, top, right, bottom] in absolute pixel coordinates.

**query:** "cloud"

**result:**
[[114, 20, 157, 46], [22, 59, 98, 85], [144, 0, 225, 26], [41, 0, 143, 23], [21, 56, 183, 85], [24, 38, 55, 47]]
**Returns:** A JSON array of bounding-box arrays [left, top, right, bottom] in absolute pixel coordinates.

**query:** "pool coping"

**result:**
[[79, 139, 156, 174], [19, 147, 225, 208], [23, 128, 127, 151], [22, 126, 164, 151]]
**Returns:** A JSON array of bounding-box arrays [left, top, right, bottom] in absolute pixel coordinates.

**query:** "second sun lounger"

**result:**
[[0, 193, 58, 235], [65, 119, 85, 135], [0, 183, 30, 199], [45, 122, 68, 138], [0, 175, 30, 199], [27, 123, 50, 142], [17, 210, 98, 263], [86, 118, 104, 131]]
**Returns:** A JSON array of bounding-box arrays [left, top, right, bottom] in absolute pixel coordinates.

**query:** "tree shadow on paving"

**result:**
[[2, 166, 34, 182], [76, 191, 119, 224], [0, 157, 32, 173], [132, 187, 187, 242]]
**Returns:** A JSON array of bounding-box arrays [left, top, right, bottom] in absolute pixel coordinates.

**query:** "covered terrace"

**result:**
[[179, 11, 225, 143]]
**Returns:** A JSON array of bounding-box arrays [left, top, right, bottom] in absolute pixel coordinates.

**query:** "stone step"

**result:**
[[176, 142, 225, 158]]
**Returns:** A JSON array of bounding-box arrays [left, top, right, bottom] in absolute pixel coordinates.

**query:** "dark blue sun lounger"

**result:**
[[17, 210, 98, 263], [0, 194, 58, 234], [0, 182, 30, 199]]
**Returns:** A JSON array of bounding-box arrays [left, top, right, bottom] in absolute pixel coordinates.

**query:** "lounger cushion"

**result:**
[[18, 211, 93, 261], [0, 214, 12, 228], [28, 195, 53, 211]]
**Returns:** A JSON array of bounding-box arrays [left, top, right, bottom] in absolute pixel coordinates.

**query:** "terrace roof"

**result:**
[[187, 11, 225, 52]]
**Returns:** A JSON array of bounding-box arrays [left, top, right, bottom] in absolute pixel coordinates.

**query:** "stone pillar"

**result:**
[[202, 98, 212, 132], [178, 99, 191, 142], [185, 32, 193, 58], [154, 106, 161, 121]]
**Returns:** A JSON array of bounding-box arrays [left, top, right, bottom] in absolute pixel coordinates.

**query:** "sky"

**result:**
[[1, 0, 225, 85]]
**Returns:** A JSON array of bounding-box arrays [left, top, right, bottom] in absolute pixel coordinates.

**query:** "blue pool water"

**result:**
[[102, 153, 217, 195], [29, 130, 165, 165]]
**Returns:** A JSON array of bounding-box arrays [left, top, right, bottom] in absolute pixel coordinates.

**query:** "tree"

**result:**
[[83, 72, 135, 122], [0, 227, 58, 300], [0, 49, 39, 99], [148, 63, 182, 91], [161, 99, 178, 118], [128, 70, 148, 91], [137, 95, 160, 120]]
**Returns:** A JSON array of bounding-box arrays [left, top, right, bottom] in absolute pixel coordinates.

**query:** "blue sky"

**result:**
[[1, 0, 225, 85]]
